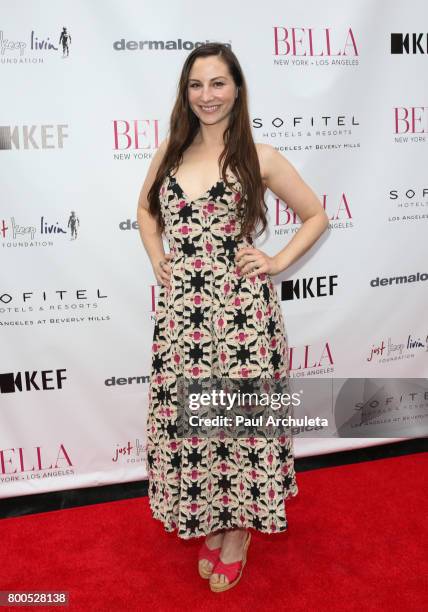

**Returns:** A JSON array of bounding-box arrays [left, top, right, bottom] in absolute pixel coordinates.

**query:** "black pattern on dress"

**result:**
[[146, 169, 298, 539]]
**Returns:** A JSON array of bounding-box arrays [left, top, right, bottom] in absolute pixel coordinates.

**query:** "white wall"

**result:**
[[1, 0, 427, 497]]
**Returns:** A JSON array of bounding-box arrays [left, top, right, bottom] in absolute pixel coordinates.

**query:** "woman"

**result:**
[[137, 42, 328, 592]]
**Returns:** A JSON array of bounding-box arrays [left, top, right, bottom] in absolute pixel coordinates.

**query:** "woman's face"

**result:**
[[187, 56, 238, 126]]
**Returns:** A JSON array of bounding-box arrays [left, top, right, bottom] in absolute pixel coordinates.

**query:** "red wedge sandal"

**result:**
[[209, 532, 251, 592], [198, 540, 222, 579]]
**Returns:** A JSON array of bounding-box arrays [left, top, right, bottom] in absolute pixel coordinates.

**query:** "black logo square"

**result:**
[[0, 372, 16, 393]]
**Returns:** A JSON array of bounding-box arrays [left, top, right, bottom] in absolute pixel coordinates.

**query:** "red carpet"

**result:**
[[1, 452, 427, 611]]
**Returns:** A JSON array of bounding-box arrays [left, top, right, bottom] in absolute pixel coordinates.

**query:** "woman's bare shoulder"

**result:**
[[254, 142, 278, 183], [137, 136, 170, 211]]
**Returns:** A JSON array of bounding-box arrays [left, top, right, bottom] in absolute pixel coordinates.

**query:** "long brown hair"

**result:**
[[147, 42, 268, 242]]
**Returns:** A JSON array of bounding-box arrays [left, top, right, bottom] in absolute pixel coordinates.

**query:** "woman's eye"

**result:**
[[189, 82, 224, 88]]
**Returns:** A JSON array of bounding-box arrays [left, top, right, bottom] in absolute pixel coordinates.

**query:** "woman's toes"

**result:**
[[211, 573, 228, 586], [200, 559, 212, 572]]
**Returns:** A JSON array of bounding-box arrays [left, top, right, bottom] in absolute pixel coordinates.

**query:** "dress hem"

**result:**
[[148, 484, 299, 540]]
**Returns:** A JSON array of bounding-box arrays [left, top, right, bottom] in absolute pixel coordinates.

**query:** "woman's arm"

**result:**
[[237, 144, 329, 277], [136, 138, 172, 288], [262, 144, 329, 273]]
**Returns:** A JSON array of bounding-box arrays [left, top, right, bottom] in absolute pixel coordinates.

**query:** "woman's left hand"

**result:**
[[235, 246, 280, 277]]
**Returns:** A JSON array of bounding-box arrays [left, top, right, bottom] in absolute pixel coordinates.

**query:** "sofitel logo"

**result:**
[[252, 114, 361, 146], [113, 119, 160, 160], [0, 288, 107, 305], [391, 33, 428, 54], [388, 187, 428, 222], [0, 124, 68, 150], [0, 289, 110, 325], [253, 114, 360, 130], [390, 187, 428, 203], [273, 27, 359, 66], [0, 369, 67, 393], [282, 275, 338, 301]]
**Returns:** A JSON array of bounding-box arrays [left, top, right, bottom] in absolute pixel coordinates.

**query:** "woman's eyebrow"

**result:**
[[188, 76, 228, 82]]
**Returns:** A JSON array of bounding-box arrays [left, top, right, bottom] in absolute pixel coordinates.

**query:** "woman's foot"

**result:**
[[198, 530, 224, 578], [209, 529, 249, 590]]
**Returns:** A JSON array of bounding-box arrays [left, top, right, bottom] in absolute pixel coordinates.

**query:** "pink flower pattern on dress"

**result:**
[[146, 169, 298, 539]]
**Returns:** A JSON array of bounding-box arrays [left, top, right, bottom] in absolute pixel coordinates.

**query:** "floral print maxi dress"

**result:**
[[146, 168, 299, 539]]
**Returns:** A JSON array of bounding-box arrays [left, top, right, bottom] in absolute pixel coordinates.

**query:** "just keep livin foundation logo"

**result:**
[[0, 27, 72, 64], [111, 439, 147, 465], [1, 211, 79, 248], [367, 332, 428, 364]]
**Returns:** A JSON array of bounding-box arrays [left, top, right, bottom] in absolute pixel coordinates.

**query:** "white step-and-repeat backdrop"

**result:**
[[1, 0, 427, 497]]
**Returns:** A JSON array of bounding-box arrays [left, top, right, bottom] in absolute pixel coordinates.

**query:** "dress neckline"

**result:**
[[168, 171, 224, 203]]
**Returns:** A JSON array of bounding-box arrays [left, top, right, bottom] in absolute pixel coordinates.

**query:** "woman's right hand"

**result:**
[[154, 253, 173, 289]]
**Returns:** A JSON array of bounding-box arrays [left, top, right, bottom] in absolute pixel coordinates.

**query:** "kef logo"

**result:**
[[0, 124, 68, 150], [391, 33, 428, 54], [113, 120, 160, 160], [282, 275, 338, 301], [0, 369, 67, 393], [273, 27, 358, 57]]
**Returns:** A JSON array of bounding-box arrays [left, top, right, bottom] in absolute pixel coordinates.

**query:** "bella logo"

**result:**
[[273, 27, 358, 56], [0, 445, 72, 475]]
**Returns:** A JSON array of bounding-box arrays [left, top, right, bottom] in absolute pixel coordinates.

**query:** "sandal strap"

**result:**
[[198, 541, 221, 564], [212, 559, 242, 583]]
